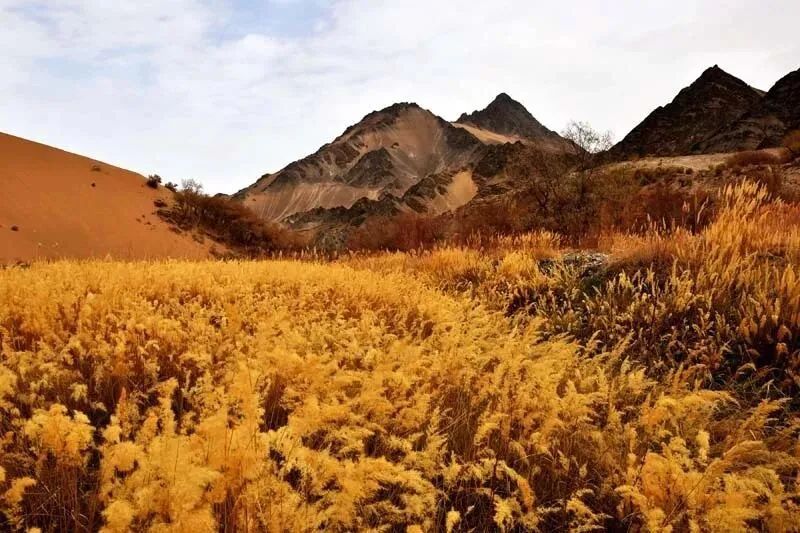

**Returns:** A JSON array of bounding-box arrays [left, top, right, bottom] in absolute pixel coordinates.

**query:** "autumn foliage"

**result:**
[[158, 188, 307, 255], [2, 182, 800, 531]]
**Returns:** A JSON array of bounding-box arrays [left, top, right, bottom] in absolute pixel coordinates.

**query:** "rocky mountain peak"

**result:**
[[607, 65, 764, 158], [697, 66, 800, 152], [456, 93, 557, 141]]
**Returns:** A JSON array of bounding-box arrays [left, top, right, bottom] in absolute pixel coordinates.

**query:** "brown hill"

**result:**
[[0, 132, 212, 263], [238, 96, 578, 229], [236, 103, 484, 221], [607, 66, 764, 159], [697, 67, 800, 152], [283, 140, 580, 249]]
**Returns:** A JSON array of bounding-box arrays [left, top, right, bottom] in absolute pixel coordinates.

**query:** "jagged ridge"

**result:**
[[607, 65, 764, 159], [698, 67, 800, 152]]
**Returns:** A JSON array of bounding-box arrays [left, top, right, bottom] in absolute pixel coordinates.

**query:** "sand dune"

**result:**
[[0, 132, 212, 263]]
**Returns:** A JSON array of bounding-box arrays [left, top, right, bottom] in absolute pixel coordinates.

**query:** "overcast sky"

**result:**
[[1, 1, 798, 194]]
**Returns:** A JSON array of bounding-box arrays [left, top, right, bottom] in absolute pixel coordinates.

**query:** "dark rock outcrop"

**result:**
[[697, 67, 800, 152], [339, 148, 394, 188], [607, 66, 764, 159], [458, 93, 557, 141]]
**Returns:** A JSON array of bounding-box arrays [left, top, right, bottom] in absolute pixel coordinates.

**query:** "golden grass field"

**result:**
[[2, 182, 800, 531]]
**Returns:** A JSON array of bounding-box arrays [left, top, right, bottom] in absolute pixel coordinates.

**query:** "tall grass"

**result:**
[[1, 182, 800, 531]]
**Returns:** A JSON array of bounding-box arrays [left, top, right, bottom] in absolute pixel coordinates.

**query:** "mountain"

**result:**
[[455, 93, 577, 152], [238, 95, 578, 225], [697, 67, 800, 152], [236, 103, 484, 221], [607, 66, 764, 159], [0, 132, 212, 263], [283, 139, 578, 249]]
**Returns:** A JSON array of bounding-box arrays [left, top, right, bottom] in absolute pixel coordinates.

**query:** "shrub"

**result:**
[[347, 212, 443, 251], [740, 164, 785, 196], [725, 150, 784, 169], [158, 188, 306, 255], [632, 165, 686, 185], [3, 228, 800, 530], [146, 175, 162, 189], [610, 182, 715, 234], [448, 198, 534, 241], [784, 130, 800, 159]]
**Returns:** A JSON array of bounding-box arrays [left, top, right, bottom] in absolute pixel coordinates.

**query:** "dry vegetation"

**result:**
[[3, 182, 800, 531], [348, 164, 714, 252], [157, 184, 307, 255]]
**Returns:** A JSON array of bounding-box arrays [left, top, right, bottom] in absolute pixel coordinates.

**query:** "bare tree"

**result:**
[[181, 178, 204, 194], [561, 120, 614, 166]]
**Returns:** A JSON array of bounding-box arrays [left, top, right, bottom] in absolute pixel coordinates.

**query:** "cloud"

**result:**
[[1, 0, 798, 193]]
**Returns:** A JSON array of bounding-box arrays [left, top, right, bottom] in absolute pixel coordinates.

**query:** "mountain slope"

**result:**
[[607, 66, 764, 159], [455, 93, 577, 152], [238, 95, 579, 225], [698, 67, 800, 152], [283, 140, 579, 249], [237, 103, 484, 221], [0, 132, 212, 262]]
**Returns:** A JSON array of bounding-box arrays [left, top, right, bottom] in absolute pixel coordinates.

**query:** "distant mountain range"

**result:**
[[3, 64, 798, 259], [608, 65, 800, 159], [605, 65, 764, 159], [234, 93, 581, 224], [697, 67, 800, 153], [234, 64, 799, 245]]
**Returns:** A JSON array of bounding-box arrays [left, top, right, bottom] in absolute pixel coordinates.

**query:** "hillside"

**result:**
[[0, 132, 212, 263], [607, 65, 764, 159], [236, 103, 484, 221], [698, 67, 800, 152], [237, 95, 580, 227]]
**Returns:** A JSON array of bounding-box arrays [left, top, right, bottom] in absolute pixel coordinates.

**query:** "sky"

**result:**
[[1, 1, 798, 194]]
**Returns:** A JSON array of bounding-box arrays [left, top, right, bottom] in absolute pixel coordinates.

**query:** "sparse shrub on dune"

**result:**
[[146, 174, 162, 189]]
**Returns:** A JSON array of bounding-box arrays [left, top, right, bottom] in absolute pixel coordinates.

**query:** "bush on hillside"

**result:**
[[347, 212, 443, 251], [784, 130, 800, 159], [725, 150, 785, 169], [632, 165, 690, 185], [601, 181, 715, 235], [146, 174, 162, 189], [158, 187, 306, 254]]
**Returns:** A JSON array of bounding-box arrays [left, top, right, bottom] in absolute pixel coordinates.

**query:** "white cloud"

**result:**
[[1, 0, 798, 193]]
